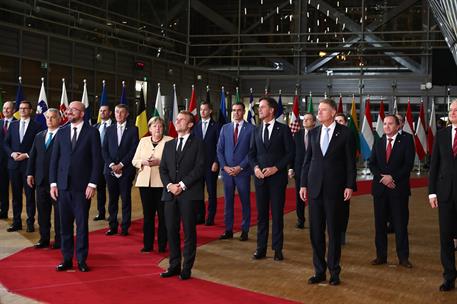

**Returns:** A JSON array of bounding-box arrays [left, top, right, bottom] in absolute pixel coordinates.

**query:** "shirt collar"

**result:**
[[20, 118, 30, 123], [322, 121, 336, 131], [179, 133, 191, 140], [47, 128, 58, 135], [117, 121, 127, 128], [102, 119, 111, 126], [386, 132, 398, 141], [234, 120, 243, 127], [201, 118, 211, 124], [71, 121, 84, 129], [263, 118, 275, 127]]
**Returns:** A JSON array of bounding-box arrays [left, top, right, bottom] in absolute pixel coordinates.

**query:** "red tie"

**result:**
[[386, 138, 393, 162], [453, 128, 457, 157], [234, 123, 239, 145]]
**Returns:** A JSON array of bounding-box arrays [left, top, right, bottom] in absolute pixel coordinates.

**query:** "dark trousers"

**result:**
[[309, 192, 343, 277], [96, 173, 107, 217], [438, 196, 457, 281], [59, 190, 90, 263], [373, 194, 409, 261], [36, 185, 60, 244], [294, 174, 306, 225], [106, 174, 133, 232], [139, 187, 167, 251], [0, 163, 10, 216], [254, 178, 286, 252], [342, 200, 350, 233], [164, 197, 197, 272], [9, 167, 35, 228], [222, 173, 251, 232], [197, 170, 218, 222]]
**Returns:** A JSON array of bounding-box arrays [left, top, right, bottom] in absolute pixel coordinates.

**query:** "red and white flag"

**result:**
[[403, 99, 415, 136], [289, 92, 300, 134], [60, 78, 69, 125], [337, 94, 343, 113], [414, 100, 427, 160], [168, 84, 178, 138], [188, 84, 198, 122], [428, 100, 436, 155]]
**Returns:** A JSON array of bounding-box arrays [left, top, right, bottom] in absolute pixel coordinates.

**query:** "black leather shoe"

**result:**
[[239, 231, 248, 241], [205, 219, 214, 226], [6, 225, 22, 232], [0, 213, 8, 219], [295, 222, 305, 229], [371, 257, 387, 265], [160, 268, 181, 278], [399, 259, 413, 268], [93, 215, 105, 221], [120, 230, 128, 236], [387, 222, 394, 234], [56, 261, 73, 271], [196, 217, 205, 225], [252, 251, 266, 260], [52, 242, 61, 249], [158, 246, 166, 253], [105, 229, 117, 236], [34, 241, 50, 249], [308, 275, 326, 284], [274, 250, 284, 261], [26, 225, 35, 233], [140, 248, 152, 253], [78, 261, 89, 272], [219, 231, 233, 240], [329, 275, 341, 286], [439, 280, 455, 292], [179, 270, 191, 280]]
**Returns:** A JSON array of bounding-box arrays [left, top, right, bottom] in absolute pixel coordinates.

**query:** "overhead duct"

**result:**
[[428, 0, 457, 65]]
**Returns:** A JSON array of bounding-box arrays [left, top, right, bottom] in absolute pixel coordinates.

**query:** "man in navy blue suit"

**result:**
[[193, 101, 220, 225], [249, 97, 294, 261], [27, 108, 62, 249], [4, 101, 40, 232], [50, 101, 101, 272], [102, 104, 138, 236], [217, 102, 254, 241], [0, 101, 16, 219]]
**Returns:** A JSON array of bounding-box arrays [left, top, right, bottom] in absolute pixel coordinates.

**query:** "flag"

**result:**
[[264, 88, 269, 96], [206, 85, 211, 103], [219, 86, 227, 124], [247, 88, 256, 125], [60, 78, 69, 125], [360, 97, 374, 160], [375, 99, 385, 139], [337, 94, 343, 113], [403, 99, 414, 136], [414, 100, 427, 160], [35, 78, 48, 130], [120, 81, 127, 105], [13, 76, 25, 120], [235, 87, 240, 104], [135, 83, 148, 138], [307, 92, 314, 114], [275, 90, 285, 123], [188, 84, 198, 122], [289, 91, 300, 134], [168, 84, 178, 138], [0, 91, 3, 119], [428, 100, 436, 155], [81, 79, 91, 123], [348, 95, 360, 157], [97, 80, 108, 123], [392, 96, 398, 115], [153, 83, 164, 118]]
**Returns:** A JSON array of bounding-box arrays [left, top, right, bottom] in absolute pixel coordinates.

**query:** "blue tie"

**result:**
[[321, 127, 330, 155], [45, 132, 53, 149]]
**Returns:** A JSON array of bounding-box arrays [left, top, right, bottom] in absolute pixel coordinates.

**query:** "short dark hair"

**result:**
[[335, 113, 348, 123], [303, 112, 316, 122], [200, 101, 213, 110], [19, 101, 32, 109], [259, 96, 278, 114], [100, 104, 111, 111], [384, 114, 400, 125], [319, 98, 337, 111], [179, 110, 195, 126], [115, 103, 129, 113], [232, 102, 245, 110]]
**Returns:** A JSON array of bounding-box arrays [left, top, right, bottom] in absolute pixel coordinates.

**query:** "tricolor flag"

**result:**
[[153, 83, 164, 118], [120, 81, 128, 105], [360, 96, 374, 160], [414, 100, 427, 160], [0, 91, 3, 119], [188, 84, 198, 122], [264, 88, 269, 96], [428, 100, 436, 155], [60, 78, 69, 125], [168, 84, 178, 138], [307, 92, 314, 114], [135, 83, 148, 138], [375, 99, 385, 139], [219, 86, 227, 124], [392, 97, 398, 115], [35, 77, 48, 130], [247, 88, 256, 125], [13, 76, 25, 120], [289, 90, 300, 134], [235, 86, 240, 104], [337, 94, 343, 113], [275, 90, 285, 124], [97, 80, 108, 124], [403, 99, 414, 136], [81, 79, 91, 124], [348, 95, 360, 157], [206, 85, 211, 104]]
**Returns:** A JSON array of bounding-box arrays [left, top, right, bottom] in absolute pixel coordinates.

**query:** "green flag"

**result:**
[[307, 93, 314, 114], [347, 95, 360, 158]]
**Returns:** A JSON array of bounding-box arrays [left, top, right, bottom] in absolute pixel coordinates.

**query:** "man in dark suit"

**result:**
[[0, 101, 16, 219], [248, 97, 294, 261], [26, 108, 61, 249], [289, 112, 316, 229], [192, 101, 220, 225], [4, 101, 41, 232], [217, 102, 254, 241], [159, 111, 205, 280], [102, 104, 138, 236], [429, 100, 457, 291], [93, 105, 112, 221], [50, 101, 101, 272], [300, 98, 356, 286], [369, 114, 415, 269]]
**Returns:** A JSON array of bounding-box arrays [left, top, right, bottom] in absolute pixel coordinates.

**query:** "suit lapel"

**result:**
[[234, 122, 246, 150], [177, 134, 192, 163], [324, 123, 340, 157], [380, 136, 387, 164], [446, 126, 453, 159], [316, 126, 324, 156], [73, 123, 88, 152]]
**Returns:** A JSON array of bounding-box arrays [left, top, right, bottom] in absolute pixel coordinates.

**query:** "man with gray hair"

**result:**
[[0, 101, 15, 219]]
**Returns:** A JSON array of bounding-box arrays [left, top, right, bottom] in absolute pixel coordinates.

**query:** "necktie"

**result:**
[[19, 121, 26, 143], [3, 120, 8, 135], [386, 137, 393, 162], [45, 132, 53, 149], [234, 123, 239, 145], [177, 137, 184, 153], [304, 131, 308, 150], [117, 125, 123, 146], [453, 128, 457, 157], [263, 123, 270, 144], [202, 121, 208, 139], [71, 127, 77, 150], [100, 122, 106, 144], [321, 127, 330, 155]]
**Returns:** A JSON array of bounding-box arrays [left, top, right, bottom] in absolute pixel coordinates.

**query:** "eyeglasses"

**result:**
[[19, 107, 31, 110], [68, 108, 82, 113]]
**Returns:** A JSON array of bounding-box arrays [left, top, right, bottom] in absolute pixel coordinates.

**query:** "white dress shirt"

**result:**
[[262, 119, 275, 141], [320, 121, 336, 148]]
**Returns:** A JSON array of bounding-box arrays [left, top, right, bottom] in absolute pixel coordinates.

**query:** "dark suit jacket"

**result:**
[[248, 121, 294, 186], [26, 130, 56, 186], [292, 128, 311, 174], [49, 122, 102, 192], [429, 126, 457, 202], [4, 119, 41, 170], [102, 123, 139, 177], [193, 119, 221, 169], [301, 123, 356, 200], [159, 133, 205, 202], [369, 133, 415, 198]]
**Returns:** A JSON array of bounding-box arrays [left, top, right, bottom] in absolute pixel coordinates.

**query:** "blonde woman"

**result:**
[[132, 117, 173, 252]]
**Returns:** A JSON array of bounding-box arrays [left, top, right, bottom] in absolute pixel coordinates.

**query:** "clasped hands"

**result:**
[[254, 166, 278, 179], [11, 152, 28, 161], [224, 165, 242, 176], [380, 174, 395, 189], [168, 183, 183, 196], [299, 187, 353, 202], [142, 156, 160, 167]]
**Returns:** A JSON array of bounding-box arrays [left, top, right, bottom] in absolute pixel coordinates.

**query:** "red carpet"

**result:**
[[0, 178, 427, 303]]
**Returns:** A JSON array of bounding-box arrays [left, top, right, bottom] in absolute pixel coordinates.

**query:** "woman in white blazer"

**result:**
[[132, 117, 173, 252]]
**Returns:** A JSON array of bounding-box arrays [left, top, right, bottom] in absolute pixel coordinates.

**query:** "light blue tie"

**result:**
[[19, 121, 26, 143], [321, 127, 330, 155], [100, 122, 106, 144], [202, 121, 208, 139], [45, 132, 53, 149]]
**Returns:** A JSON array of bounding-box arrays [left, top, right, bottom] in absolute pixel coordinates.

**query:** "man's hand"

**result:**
[[380, 174, 394, 186], [112, 164, 123, 174], [27, 176, 35, 188], [50, 186, 59, 201], [299, 187, 307, 202], [224, 166, 234, 175], [429, 197, 438, 208], [288, 169, 295, 179], [343, 188, 353, 201], [169, 184, 183, 196], [232, 166, 242, 176], [211, 162, 219, 172], [262, 166, 278, 177], [254, 166, 264, 179], [85, 186, 96, 200]]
